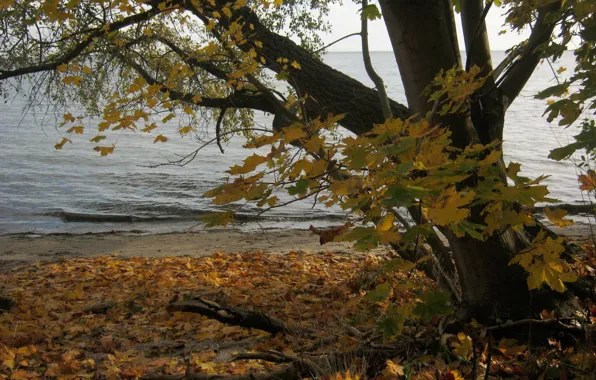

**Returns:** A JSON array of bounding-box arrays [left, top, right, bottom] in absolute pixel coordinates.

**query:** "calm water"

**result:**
[[0, 51, 589, 234]]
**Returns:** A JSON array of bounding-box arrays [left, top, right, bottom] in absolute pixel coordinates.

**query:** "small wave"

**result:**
[[43, 209, 347, 224]]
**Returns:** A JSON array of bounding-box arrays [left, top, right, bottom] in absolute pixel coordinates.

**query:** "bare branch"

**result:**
[[215, 108, 226, 154], [361, 0, 392, 119], [498, 2, 562, 108]]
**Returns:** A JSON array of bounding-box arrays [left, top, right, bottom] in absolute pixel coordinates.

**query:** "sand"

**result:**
[[0, 229, 386, 273], [1, 223, 593, 274]]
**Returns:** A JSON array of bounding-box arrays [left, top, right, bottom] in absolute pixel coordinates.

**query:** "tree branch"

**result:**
[[461, 0, 494, 77], [215, 108, 226, 154], [361, 0, 392, 119], [0, 7, 163, 80], [498, 2, 562, 108]]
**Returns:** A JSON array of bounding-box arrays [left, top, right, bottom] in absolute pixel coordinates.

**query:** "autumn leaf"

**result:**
[[154, 135, 168, 143], [283, 125, 307, 141], [451, 332, 473, 358], [54, 137, 71, 150], [66, 126, 84, 134], [544, 207, 574, 227], [579, 170, 596, 192], [309, 223, 350, 245], [62, 75, 83, 86], [376, 213, 394, 232], [228, 154, 267, 175], [93, 145, 115, 156]]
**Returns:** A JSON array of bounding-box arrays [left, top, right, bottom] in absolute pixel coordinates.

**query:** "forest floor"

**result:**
[[0, 229, 595, 379]]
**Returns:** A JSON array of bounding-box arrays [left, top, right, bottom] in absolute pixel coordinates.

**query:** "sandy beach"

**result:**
[[1, 223, 593, 274], [0, 228, 389, 273]]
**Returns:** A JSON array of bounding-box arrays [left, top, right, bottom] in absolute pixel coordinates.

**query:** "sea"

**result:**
[[0, 51, 591, 235]]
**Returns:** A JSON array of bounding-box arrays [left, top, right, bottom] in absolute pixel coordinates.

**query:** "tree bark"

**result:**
[[379, 0, 575, 321]]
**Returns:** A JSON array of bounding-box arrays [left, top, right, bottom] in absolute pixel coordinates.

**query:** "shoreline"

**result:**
[[0, 228, 386, 273], [1, 223, 593, 274]]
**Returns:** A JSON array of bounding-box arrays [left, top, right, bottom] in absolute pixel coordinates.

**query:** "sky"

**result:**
[[323, 3, 531, 52]]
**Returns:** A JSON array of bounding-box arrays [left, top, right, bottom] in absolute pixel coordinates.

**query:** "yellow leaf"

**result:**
[[147, 98, 158, 108], [452, 332, 473, 358], [273, 0, 283, 6], [142, 123, 157, 133], [290, 60, 301, 70], [82, 65, 93, 74], [55, 138, 71, 150], [154, 134, 168, 143], [376, 213, 394, 232], [162, 113, 175, 123], [56, 63, 68, 72], [66, 126, 84, 134], [544, 208, 574, 228], [184, 106, 195, 115], [93, 145, 115, 156], [178, 125, 195, 135], [427, 188, 475, 226], [62, 75, 82, 86], [90, 135, 106, 143], [228, 154, 267, 175], [304, 135, 323, 153], [382, 359, 404, 377], [283, 125, 307, 142]]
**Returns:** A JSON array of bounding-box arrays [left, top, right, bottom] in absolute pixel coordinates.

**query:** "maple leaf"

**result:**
[[228, 154, 267, 175], [382, 359, 404, 377], [579, 170, 596, 192], [427, 187, 475, 226], [544, 207, 574, 227], [94, 145, 115, 156], [451, 332, 472, 358], [153, 135, 168, 143]]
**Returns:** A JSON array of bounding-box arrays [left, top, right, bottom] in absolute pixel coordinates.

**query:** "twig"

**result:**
[[485, 333, 492, 380], [312, 32, 361, 55], [215, 107, 227, 154]]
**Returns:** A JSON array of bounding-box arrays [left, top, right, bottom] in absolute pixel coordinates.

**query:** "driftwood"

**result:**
[[167, 296, 306, 335]]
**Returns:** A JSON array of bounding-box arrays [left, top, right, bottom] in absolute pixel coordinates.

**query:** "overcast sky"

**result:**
[[323, 3, 530, 52]]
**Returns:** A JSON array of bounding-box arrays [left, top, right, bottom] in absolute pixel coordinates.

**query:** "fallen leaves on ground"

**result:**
[[0, 250, 421, 379], [0, 249, 594, 379]]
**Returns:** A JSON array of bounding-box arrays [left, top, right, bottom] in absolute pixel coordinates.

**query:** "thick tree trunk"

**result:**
[[379, 0, 575, 321]]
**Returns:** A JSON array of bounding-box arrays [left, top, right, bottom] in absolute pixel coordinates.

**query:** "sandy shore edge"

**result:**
[[1, 224, 593, 273], [0, 228, 386, 273]]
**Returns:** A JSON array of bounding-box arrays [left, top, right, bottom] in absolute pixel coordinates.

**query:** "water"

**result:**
[[0, 51, 589, 234]]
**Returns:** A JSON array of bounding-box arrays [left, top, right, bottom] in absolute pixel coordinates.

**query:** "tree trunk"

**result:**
[[379, 0, 574, 321]]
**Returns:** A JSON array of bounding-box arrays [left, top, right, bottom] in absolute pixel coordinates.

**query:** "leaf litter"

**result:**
[[0, 248, 594, 379]]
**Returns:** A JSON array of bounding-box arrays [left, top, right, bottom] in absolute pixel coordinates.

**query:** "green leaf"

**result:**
[[360, 4, 381, 20], [548, 143, 580, 161], [365, 282, 391, 302], [276, 70, 290, 81], [413, 290, 454, 322], [287, 178, 309, 196], [201, 211, 235, 228], [534, 81, 569, 100]]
